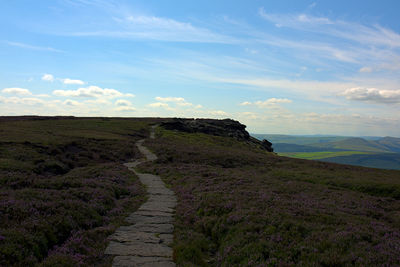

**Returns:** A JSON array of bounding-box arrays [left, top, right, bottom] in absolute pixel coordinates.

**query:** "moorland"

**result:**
[[1, 116, 400, 266]]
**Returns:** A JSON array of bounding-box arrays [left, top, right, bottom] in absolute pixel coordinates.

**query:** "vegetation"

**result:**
[[252, 134, 349, 146], [279, 151, 372, 160], [2, 117, 400, 266], [257, 134, 400, 170], [141, 128, 400, 266], [0, 117, 159, 266]]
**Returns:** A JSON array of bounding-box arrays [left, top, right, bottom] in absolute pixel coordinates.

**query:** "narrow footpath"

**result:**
[[105, 126, 177, 267]]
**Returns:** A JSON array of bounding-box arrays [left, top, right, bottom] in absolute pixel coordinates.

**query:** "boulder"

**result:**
[[160, 118, 273, 152]]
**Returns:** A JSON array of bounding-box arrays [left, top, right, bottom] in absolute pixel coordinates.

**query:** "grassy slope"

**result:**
[[309, 137, 390, 153], [321, 153, 400, 170], [279, 151, 372, 160], [141, 128, 400, 266], [377, 137, 400, 153], [252, 134, 348, 145], [268, 136, 400, 170], [0, 117, 159, 266]]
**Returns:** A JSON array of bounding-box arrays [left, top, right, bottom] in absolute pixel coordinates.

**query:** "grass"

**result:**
[[140, 127, 400, 266], [279, 151, 372, 160], [0, 117, 163, 266]]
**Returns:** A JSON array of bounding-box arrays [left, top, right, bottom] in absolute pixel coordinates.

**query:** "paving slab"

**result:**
[[105, 125, 176, 266], [113, 256, 175, 267]]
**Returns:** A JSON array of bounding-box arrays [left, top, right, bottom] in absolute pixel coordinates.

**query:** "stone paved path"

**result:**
[[105, 126, 176, 267]]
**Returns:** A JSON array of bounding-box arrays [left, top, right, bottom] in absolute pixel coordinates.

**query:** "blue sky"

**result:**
[[1, 0, 400, 136]]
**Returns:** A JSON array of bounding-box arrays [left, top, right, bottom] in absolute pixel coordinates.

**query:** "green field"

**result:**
[[254, 134, 400, 170], [279, 151, 372, 160]]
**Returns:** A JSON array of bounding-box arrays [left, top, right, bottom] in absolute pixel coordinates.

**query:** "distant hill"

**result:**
[[309, 137, 391, 153], [252, 134, 400, 170], [321, 153, 400, 170], [273, 143, 346, 152], [251, 134, 348, 145], [377, 137, 400, 153]]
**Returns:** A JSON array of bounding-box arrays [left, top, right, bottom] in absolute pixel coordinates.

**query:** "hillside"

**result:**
[[0, 117, 159, 266], [1, 117, 400, 266], [377, 137, 400, 153], [255, 134, 400, 170], [252, 134, 348, 145], [140, 123, 400, 266], [309, 137, 391, 153]]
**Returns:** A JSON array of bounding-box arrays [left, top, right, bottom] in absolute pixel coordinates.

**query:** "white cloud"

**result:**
[[242, 98, 292, 108], [62, 78, 85, 85], [341, 87, 400, 104], [115, 99, 132, 106], [207, 110, 228, 116], [84, 98, 111, 105], [36, 94, 50, 98], [154, 96, 193, 107], [148, 102, 170, 108], [115, 106, 136, 112], [42, 74, 54, 82], [155, 96, 185, 102], [63, 99, 80, 106], [2, 87, 32, 96], [0, 96, 44, 105], [177, 102, 193, 107], [53, 86, 126, 98]]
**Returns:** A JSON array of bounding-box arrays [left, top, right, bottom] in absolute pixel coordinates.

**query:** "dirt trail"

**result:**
[[105, 126, 176, 267]]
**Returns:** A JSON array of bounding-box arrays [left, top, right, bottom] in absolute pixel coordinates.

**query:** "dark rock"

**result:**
[[261, 139, 274, 152], [160, 118, 273, 152]]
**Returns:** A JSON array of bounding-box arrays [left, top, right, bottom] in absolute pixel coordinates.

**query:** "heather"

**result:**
[[0, 117, 158, 266], [141, 128, 400, 266]]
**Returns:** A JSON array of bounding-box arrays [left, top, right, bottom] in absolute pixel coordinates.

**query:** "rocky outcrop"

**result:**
[[160, 118, 273, 152]]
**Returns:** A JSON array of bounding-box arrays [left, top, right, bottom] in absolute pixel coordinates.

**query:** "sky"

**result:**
[[1, 0, 400, 136]]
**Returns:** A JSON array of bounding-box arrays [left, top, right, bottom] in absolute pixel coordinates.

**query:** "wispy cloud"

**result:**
[[258, 9, 400, 47], [4, 41, 63, 52], [155, 96, 185, 102], [257, 9, 400, 70], [67, 14, 236, 43], [241, 98, 292, 108]]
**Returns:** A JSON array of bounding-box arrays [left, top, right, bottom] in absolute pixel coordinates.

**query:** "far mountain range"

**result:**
[[252, 134, 400, 170]]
